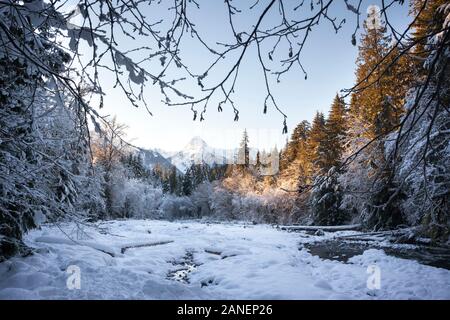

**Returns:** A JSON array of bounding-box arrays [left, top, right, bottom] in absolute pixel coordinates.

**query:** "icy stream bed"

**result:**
[[0, 220, 448, 300]]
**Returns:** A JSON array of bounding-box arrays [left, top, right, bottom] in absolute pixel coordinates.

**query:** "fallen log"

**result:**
[[204, 249, 221, 256], [279, 224, 361, 232], [204, 249, 239, 259], [35, 236, 117, 257], [335, 231, 386, 239], [120, 240, 174, 254]]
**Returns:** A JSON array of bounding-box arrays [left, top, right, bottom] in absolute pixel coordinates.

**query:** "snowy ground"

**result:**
[[0, 220, 449, 300]]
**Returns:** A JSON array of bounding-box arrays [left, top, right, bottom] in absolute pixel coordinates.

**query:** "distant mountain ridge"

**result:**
[[138, 136, 264, 173], [166, 136, 233, 172], [132, 148, 177, 173]]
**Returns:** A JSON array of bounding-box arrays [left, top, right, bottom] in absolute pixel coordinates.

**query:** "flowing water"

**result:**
[[304, 240, 450, 270]]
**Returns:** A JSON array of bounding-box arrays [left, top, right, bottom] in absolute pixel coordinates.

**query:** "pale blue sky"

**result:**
[[91, 1, 410, 152]]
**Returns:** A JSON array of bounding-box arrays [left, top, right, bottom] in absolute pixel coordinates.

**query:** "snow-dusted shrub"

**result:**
[[205, 182, 296, 224], [209, 185, 234, 220], [338, 119, 375, 222], [231, 193, 261, 222], [222, 167, 257, 194], [103, 165, 128, 218], [75, 167, 106, 221], [159, 195, 194, 220], [338, 132, 404, 229], [260, 190, 298, 224], [190, 182, 213, 217], [102, 165, 163, 219], [122, 179, 163, 219], [309, 171, 347, 226]]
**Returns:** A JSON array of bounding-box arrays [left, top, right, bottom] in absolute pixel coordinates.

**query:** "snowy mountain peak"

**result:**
[[165, 136, 229, 172], [185, 136, 208, 150]]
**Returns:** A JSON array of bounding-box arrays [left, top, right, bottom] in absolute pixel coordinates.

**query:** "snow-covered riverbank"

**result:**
[[0, 220, 448, 300]]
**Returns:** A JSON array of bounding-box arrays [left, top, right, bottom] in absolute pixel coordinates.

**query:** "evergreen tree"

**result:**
[[310, 171, 347, 226], [308, 112, 327, 173], [168, 166, 178, 194], [162, 178, 171, 194], [351, 19, 412, 141], [351, 22, 391, 140], [256, 151, 261, 168], [238, 129, 250, 168], [122, 153, 151, 180], [209, 163, 227, 182], [182, 168, 193, 196], [191, 163, 205, 187], [344, 14, 414, 230], [284, 120, 311, 165], [323, 94, 347, 171], [278, 120, 312, 191], [410, 0, 448, 75]]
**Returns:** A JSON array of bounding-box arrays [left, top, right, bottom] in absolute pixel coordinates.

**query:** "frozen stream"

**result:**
[[0, 220, 449, 299]]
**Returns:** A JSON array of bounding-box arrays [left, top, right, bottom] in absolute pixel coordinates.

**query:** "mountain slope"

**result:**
[[168, 137, 230, 172], [143, 137, 262, 173], [136, 148, 176, 172]]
